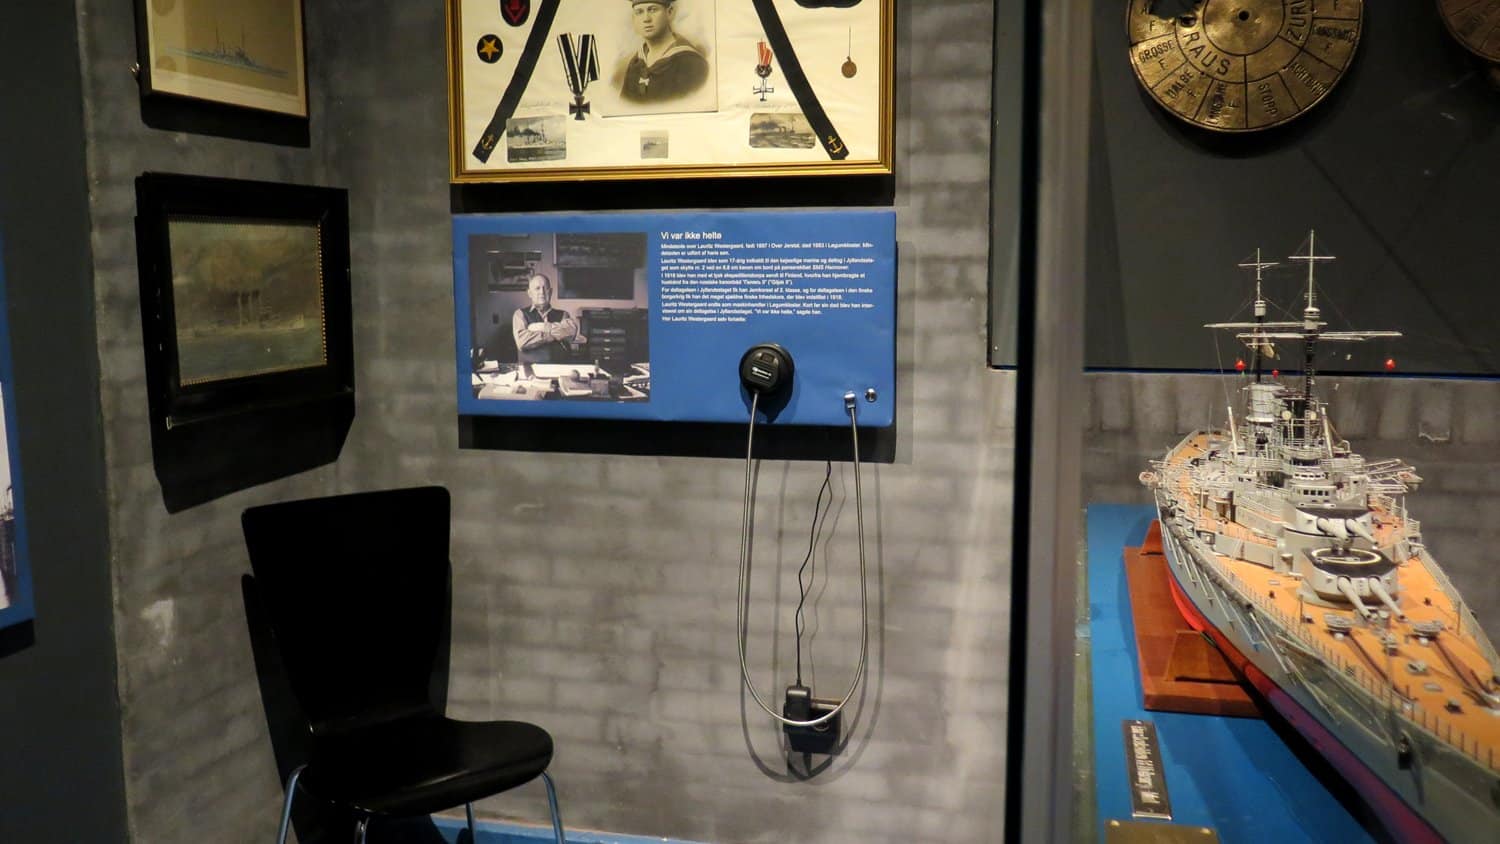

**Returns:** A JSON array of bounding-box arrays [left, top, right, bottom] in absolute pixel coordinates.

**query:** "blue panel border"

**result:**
[[453, 210, 896, 427], [431, 815, 706, 844], [0, 234, 35, 631]]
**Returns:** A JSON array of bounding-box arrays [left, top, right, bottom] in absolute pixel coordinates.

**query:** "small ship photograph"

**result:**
[[507, 116, 567, 163], [749, 112, 816, 149]]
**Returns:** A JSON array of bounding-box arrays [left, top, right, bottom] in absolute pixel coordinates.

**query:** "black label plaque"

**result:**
[[1122, 719, 1173, 820]]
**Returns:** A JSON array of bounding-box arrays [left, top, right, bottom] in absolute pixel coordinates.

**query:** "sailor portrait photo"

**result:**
[[609, 0, 718, 116]]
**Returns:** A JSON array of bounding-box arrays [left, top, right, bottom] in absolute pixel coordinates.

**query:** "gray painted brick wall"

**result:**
[[326, 2, 1013, 840], [76, 1, 344, 841], [79, 1, 1015, 842]]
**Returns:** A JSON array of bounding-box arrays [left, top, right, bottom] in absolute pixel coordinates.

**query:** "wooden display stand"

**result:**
[[1124, 521, 1262, 718]]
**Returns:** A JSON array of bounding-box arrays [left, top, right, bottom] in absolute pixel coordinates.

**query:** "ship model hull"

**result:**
[[1151, 431, 1500, 844], [1140, 235, 1500, 842]]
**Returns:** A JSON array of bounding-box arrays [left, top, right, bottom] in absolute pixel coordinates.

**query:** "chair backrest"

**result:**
[[241, 486, 452, 735]]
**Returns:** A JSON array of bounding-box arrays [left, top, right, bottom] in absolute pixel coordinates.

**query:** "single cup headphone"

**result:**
[[739, 343, 795, 397]]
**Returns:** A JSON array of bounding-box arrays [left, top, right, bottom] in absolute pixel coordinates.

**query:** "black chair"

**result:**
[[241, 486, 564, 844]]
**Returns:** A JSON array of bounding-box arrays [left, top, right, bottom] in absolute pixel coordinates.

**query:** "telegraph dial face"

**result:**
[[1128, 0, 1364, 132], [1438, 0, 1500, 63]]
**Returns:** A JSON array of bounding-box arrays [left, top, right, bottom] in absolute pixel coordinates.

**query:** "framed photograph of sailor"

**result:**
[[134, 0, 310, 117], [134, 173, 352, 430], [447, 0, 893, 183]]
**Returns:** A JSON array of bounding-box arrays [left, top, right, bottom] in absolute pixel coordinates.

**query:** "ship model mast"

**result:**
[[1238, 248, 1277, 384], [1206, 231, 1401, 452]]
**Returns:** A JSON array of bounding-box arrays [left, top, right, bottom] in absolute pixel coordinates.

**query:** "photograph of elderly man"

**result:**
[[512, 273, 578, 364]]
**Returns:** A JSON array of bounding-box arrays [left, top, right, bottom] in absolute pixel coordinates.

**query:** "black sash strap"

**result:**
[[472, 0, 565, 163], [752, 0, 849, 161]]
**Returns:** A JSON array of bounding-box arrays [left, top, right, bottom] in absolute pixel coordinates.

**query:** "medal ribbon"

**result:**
[[750, 0, 849, 160], [757, 41, 773, 67], [558, 33, 600, 97], [472, 0, 564, 163], [584, 35, 600, 86]]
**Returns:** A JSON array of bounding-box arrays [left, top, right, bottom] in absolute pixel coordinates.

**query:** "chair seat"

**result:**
[[302, 714, 554, 816]]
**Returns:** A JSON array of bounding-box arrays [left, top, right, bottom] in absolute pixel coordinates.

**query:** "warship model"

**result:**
[[1139, 233, 1500, 843]]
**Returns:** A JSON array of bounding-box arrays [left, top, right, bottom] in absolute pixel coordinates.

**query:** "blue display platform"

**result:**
[[431, 815, 704, 844], [1087, 504, 1375, 843]]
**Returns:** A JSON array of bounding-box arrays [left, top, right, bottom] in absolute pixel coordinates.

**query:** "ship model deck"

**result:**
[[1140, 234, 1500, 843]]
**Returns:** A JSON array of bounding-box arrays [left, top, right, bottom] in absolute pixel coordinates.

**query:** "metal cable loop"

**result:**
[[737, 393, 870, 729]]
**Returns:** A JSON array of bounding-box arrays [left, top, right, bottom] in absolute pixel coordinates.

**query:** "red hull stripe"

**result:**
[[1164, 568, 1446, 844]]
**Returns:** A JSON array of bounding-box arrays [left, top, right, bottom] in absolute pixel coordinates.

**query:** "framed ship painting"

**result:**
[[134, 173, 352, 431], [0, 236, 35, 631], [134, 0, 309, 117], [447, 0, 893, 182]]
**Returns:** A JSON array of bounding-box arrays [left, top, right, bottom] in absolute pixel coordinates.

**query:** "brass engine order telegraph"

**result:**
[[1128, 1, 1364, 132], [1437, 0, 1500, 63]]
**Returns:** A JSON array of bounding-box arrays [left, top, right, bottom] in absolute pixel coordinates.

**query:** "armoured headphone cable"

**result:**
[[737, 393, 870, 729]]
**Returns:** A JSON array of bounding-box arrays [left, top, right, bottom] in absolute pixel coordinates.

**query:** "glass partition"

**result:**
[[1011, 3, 1500, 843]]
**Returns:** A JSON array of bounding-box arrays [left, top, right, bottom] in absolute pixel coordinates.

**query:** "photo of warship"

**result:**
[[1139, 233, 1500, 843]]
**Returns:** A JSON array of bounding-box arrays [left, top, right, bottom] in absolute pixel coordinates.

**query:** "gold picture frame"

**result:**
[[447, 0, 894, 183], [135, 0, 309, 118]]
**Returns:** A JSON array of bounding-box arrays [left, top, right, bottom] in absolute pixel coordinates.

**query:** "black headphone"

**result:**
[[739, 343, 795, 397]]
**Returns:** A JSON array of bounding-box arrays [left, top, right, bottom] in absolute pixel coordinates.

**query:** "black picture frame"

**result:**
[[135, 173, 354, 511], [136, 172, 351, 428]]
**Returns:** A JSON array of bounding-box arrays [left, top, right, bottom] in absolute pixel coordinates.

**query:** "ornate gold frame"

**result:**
[[446, 0, 894, 183]]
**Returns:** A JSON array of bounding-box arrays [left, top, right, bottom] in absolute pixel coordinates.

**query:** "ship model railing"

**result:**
[[1365, 458, 1407, 476], [1413, 546, 1500, 672], [1198, 548, 1500, 773], [1365, 479, 1411, 496], [1232, 493, 1280, 524], [1362, 495, 1500, 672], [1367, 493, 1420, 537], [1283, 444, 1325, 461]]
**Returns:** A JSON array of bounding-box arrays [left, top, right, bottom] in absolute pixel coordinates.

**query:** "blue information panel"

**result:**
[[0, 235, 35, 631], [453, 210, 895, 427]]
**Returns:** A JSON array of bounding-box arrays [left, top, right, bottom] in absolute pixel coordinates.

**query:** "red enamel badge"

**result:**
[[501, 0, 530, 27]]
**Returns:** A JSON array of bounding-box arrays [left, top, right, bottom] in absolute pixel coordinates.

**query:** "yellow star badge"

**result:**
[[476, 35, 503, 64]]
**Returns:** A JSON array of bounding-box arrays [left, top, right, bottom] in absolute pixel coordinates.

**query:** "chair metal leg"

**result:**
[[465, 802, 477, 842], [276, 765, 305, 844], [354, 814, 369, 844], [541, 771, 565, 844]]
